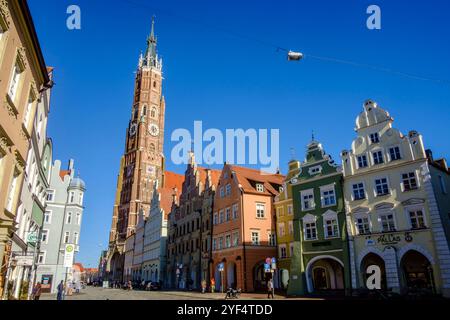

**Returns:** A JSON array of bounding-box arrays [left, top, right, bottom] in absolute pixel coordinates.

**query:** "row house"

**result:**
[[211, 165, 284, 292], [0, 0, 52, 297], [341, 100, 450, 297], [165, 152, 220, 289]]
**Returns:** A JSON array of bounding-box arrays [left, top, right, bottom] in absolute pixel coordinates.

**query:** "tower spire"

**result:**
[[144, 15, 159, 67]]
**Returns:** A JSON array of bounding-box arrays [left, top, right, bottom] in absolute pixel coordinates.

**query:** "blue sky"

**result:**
[[28, 0, 450, 267]]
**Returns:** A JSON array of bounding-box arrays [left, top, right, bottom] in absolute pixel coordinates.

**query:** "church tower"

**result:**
[[107, 18, 166, 280]]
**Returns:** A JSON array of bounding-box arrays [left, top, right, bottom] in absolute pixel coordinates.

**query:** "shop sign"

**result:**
[[377, 232, 414, 246]]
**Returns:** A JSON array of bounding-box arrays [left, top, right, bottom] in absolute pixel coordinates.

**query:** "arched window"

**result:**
[[142, 105, 147, 116], [151, 107, 157, 118], [150, 143, 155, 153], [153, 81, 157, 88]]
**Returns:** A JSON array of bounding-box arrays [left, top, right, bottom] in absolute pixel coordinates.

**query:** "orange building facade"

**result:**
[[210, 165, 284, 292]]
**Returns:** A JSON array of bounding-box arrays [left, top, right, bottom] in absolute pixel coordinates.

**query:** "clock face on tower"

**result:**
[[129, 123, 137, 136], [149, 123, 159, 136]]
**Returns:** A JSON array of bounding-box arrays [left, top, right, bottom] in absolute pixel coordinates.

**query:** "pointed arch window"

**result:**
[[150, 107, 157, 118]]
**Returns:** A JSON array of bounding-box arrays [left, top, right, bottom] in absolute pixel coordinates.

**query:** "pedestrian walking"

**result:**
[[210, 278, 215, 293], [57, 281, 65, 300], [201, 279, 207, 293], [267, 278, 274, 299], [31, 282, 42, 300]]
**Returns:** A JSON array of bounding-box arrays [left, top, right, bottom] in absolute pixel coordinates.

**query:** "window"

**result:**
[[37, 252, 46, 264], [256, 203, 265, 218], [325, 219, 339, 238], [304, 222, 317, 240], [8, 62, 22, 101], [218, 237, 223, 250], [301, 189, 315, 211], [321, 185, 336, 207], [6, 173, 18, 212], [278, 223, 285, 237], [232, 204, 238, 219], [41, 230, 49, 243], [309, 166, 322, 175], [277, 207, 284, 217], [66, 212, 72, 224], [256, 183, 264, 192], [389, 146, 401, 161], [225, 207, 231, 221], [268, 232, 276, 246], [150, 107, 157, 118], [352, 183, 366, 200], [355, 216, 371, 235], [288, 221, 294, 235], [357, 155, 368, 168], [232, 231, 239, 247], [76, 213, 81, 225], [279, 245, 287, 259], [23, 94, 34, 128], [213, 212, 218, 225], [64, 232, 70, 243], [212, 238, 217, 250], [225, 235, 231, 248], [289, 243, 294, 257], [372, 151, 384, 165], [46, 190, 55, 202], [220, 187, 224, 198], [370, 133, 380, 144], [287, 205, 293, 215], [380, 213, 396, 232], [409, 210, 426, 229], [74, 232, 79, 245], [225, 184, 231, 196], [219, 210, 224, 223], [438, 176, 447, 194], [79, 193, 83, 205], [251, 231, 260, 245], [375, 178, 389, 196], [402, 172, 418, 191], [69, 191, 75, 203], [44, 211, 52, 224]]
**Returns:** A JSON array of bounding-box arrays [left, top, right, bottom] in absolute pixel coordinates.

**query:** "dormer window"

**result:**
[[370, 133, 380, 144], [256, 183, 264, 192], [308, 165, 322, 175]]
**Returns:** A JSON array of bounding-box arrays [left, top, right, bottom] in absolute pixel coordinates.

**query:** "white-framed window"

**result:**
[[218, 237, 223, 250], [308, 165, 322, 175], [388, 146, 402, 161], [37, 252, 46, 264], [225, 234, 231, 248], [370, 132, 380, 144], [301, 189, 315, 211], [64, 231, 70, 243], [379, 213, 396, 232], [212, 238, 217, 250], [66, 212, 72, 224], [8, 62, 22, 101], [232, 231, 239, 247], [287, 205, 293, 215], [220, 187, 224, 198], [352, 183, 366, 200], [219, 210, 224, 223], [76, 213, 81, 225], [69, 191, 75, 203], [408, 209, 426, 229], [225, 183, 231, 196], [79, 193, 84, 205], [355, 216, 371, 235], [277, 207, 284, 217], [372, 150, 384, 165], [304, 222, 317, 240], [289, 242, 294, 257], [44, 211, 52, 224], [288, 221, 294, 235], [256, 203, 265, 218], [279, 244, 287, 259], [41, 229, 49, 244], [46, 190, 55, 202], [324, 218, 339, 238], [375, 177, 390, 196], [256, 183, 264, 192], [268, 231, 276, 246], [278, 223, 285, 237], [320, 185, 336, 207], [402, 172, 418, 192], [357, 155, 368, 169], [225, 207, 231, 221], [74, 232, 79, 245], [232, 204, 239, 219], [23, 94, 34, 129], [251, 231, 260, 245], [213, 212, 218, 225]]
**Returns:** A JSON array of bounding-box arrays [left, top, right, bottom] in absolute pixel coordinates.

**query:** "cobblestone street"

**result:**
[[40, 286, 320, 300]]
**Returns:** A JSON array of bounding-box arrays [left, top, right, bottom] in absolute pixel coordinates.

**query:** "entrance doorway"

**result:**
[[308, 258, 344, 292], [401, 250, 434, 293], [360, 253, 387, 290], [227, 262, 237, 289]]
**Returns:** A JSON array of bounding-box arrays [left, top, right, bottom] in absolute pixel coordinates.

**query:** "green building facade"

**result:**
[[287, 140, 351, 296]]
